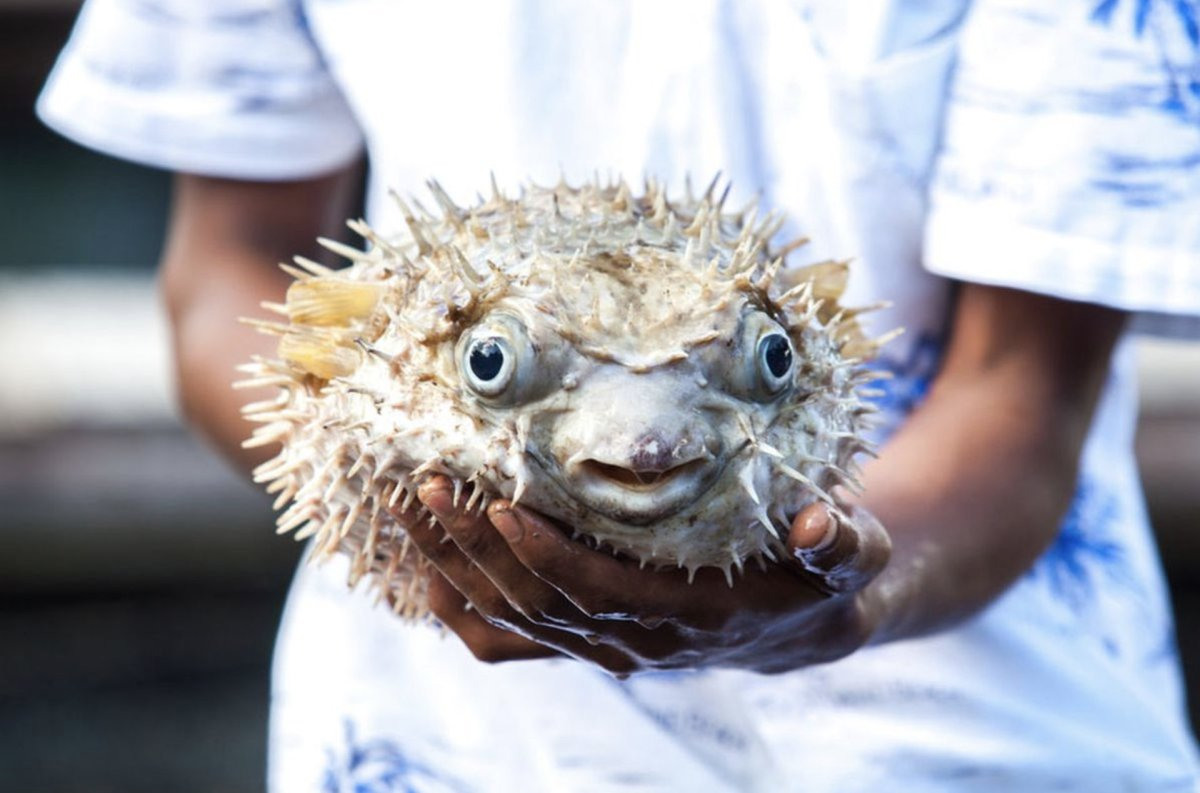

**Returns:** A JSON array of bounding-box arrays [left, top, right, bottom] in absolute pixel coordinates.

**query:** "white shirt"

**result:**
[[41, 1, 1200, 789]]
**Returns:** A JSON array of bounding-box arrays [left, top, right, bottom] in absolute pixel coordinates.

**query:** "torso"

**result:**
[[270, 2, 1198, 789]]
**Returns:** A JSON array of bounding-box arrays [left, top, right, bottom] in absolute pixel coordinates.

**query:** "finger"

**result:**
[[417, 478, 585, 628], [426, 573, 560, 663], [790, 501, 839, 551], [789, 502, 891, 593], [415, 523, 627, 666], [488, 501, 697, 625], [429, 571, 639, 675], [400, 487, 526, 626], [394, 483, 641, 673]]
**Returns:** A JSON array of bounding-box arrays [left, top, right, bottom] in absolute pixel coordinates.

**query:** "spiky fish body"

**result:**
[[241, 179, 884, 619]]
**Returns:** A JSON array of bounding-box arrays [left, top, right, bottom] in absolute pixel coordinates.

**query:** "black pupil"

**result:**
[[469, 340, 505, 381], [763, 335, 792, 379]]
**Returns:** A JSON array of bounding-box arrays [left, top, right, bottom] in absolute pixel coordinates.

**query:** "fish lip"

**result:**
[[528, 449, 728, 526]]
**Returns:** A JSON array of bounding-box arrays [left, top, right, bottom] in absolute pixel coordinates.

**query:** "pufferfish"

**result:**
[[239, 177, 890, 619]]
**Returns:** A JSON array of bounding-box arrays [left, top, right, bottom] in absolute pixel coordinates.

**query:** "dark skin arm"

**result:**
[[401, 285, 1125, 673], [160, 166, 362, 470], [862, 286, 1124, 642], [158, 175, 1123, 673]]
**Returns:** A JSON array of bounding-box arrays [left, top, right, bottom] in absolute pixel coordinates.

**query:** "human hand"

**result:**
[[398, 476, 891, 675]]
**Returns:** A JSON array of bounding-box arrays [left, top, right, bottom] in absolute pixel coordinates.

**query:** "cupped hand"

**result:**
[[398, 476, 891, 676]]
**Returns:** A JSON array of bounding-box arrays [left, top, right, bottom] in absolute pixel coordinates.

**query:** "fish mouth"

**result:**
[[561, 454, 725, 525], [577, 458, 709, 491]]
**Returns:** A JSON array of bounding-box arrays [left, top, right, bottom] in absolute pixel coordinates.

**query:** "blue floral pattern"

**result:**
[[863, 331, 944, 424], [321, 721, 464, 793], [1030, 477, 1132, 613], [1090, 0, 1200, 121], [1090, 0, 1200, 45]]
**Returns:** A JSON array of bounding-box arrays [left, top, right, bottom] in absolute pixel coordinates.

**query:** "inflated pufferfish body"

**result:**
[[241, 178, 887, 619]]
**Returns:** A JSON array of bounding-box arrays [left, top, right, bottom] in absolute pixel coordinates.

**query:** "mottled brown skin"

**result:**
[[162, 168, 364, 471], [163, 166, 1124, 674]]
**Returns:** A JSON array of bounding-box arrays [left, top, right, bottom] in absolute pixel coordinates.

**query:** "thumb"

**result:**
[[788, 502, 891, 593]]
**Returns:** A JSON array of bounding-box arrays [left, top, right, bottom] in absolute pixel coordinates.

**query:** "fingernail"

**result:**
[[489, 504, 524, 543], [418, 480, 453, 518], [794, 507, 837, 558]]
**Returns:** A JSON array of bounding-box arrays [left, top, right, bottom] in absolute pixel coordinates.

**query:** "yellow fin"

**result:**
[[286, 278, 382, 327], [790, 259, 848, 301], [278, 330, 362, 379]]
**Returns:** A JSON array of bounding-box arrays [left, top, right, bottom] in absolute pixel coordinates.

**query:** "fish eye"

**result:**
[[463, 336, 515, 396], [757, 332, 793, 393]]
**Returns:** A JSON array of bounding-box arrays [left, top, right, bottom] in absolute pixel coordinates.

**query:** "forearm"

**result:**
[[160, 166, 363, 472], [163, 247, 290, 471], [862, 369, 1082, 641], [859, 285, 1126, 643]]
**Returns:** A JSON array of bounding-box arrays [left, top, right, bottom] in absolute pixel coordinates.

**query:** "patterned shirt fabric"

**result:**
[[925, 0, 1200, 337], [40, 1, 1200, 790], [38, 0, 363, 179]]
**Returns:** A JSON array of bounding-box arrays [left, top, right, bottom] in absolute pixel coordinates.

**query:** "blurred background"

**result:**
[[2, 3, 300, 792], [1, 2, 1197, 791]]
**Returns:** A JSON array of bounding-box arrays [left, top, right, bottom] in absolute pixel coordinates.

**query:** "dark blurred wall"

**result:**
[[0, 2, 169, 271], [0, 6, 296, 793]]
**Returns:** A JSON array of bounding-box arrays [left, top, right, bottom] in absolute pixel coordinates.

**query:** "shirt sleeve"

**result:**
[[37, 0, 364, 181], [924, 0, 1200, 337]]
